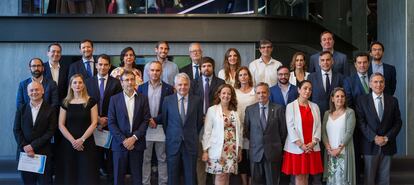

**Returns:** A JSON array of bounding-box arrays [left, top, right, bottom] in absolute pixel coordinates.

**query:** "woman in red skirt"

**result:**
[[282, 80, 323, 185]]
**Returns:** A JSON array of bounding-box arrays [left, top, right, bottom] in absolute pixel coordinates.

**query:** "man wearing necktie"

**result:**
[[85, 54, 122, 178], [179, 43, 203, 81], [162, 73, 203, 185], [355, 73, 402, 185], [68, 39, 96, 80], [244, 82, 287, 185], [191, 57, 225, 185]]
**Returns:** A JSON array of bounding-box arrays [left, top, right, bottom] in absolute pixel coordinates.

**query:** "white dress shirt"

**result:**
[[321, 69, 332, 92], [372, 92, 384, 118], [124, 91, 137, 133], [97, 74, 108, 90], [249, 57, 282, 86], [49, 62, 60, 85], [30, 100, 43, 125], [177, 93, 188, 116]]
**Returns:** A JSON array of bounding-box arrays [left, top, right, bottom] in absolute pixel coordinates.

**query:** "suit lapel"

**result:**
[[119, 95, 130, 131], [316, 72, 325, 93], [368, 94, 381, 123], [24, 104, 34, 129], [264, 104, 274, 132], [172, 94, 184, 125], [254, 104, 264, 131], [32, 103, 46, 128], [132, 95, 140, 130]]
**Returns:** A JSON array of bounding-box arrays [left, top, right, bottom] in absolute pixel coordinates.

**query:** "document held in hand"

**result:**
[[17, 152, 47, 174], [93, 129, 112, 149]]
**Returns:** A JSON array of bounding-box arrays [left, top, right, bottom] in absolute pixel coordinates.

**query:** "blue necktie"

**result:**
[[204, 77, 210, 114], [85, 61, 92, 77], [260, 106, 267, 129], [194, 65, 199, 81], [99, 77, 105, 115], [180, 97, 186, 124]]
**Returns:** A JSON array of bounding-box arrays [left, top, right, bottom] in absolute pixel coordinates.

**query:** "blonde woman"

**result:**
[[55, 74, 99, 184]]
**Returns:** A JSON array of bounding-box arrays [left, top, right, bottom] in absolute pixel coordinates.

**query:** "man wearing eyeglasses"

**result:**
[[180, 43, 203, 81], [249, 39, 283, 86], [269, 66, 298, 107], [16, 58, 59, 109]]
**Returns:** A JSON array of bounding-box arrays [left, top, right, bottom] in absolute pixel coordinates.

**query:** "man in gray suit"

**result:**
[[244, 82, 287, 185]]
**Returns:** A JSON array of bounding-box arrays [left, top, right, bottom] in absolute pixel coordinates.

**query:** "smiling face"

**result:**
[[295, 54, 305, 69], [30, 59, 44, 78], [227, 50, 239, 66], [80, 41, 94, 59], [331, 90, 346, 109], [219, 87, 232, 105], [319, 53, 333, 72], [96, 57, 110, 76], [259, 43, 273, 58], [47, 44, 62, 63], [175, 76, 190, 97], [189, 43, 203, 64], [354, 55, 369, 74], [256, 85, 269, 105], [27, 82, 44, 102], [277, 67, 290, 85], [320, 32, 334, 50], [123, 50, 136, 66], [155, 43, 169, 61], [298, 81, 312, 100], [369, 75, 385, 95]]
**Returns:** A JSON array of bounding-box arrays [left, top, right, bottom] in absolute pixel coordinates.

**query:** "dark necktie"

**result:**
[[99, 77, 105, 115], [260, 106, 267, 130], [377, 96, 383, 121], [85, 61, 93, 77], [180, 97, 186, 124], [194, 65, 199, 81], [204, 77, 210, 114], [325, 73, 331, 94], [361, 75, 369, 94]]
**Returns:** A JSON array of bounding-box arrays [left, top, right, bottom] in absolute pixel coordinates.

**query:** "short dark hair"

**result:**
[[353, 52, 370, 63], [201, 57, 215, 69], [48, 43, 62, 52], [29, 58, 44, 67], [297, 80, 312, 89], [369, 72, 385, 82], [120, 71, 135, 81], [120, 47, 137, 68], [320, 31, 334, 41], [156, 41, 169, 49], [259, 39, 272, 47], [370, 41, 385, 52], [319, 50, 333, 58], [255, 82, 270, 93], [79, 39, 94, 49], [277, 65, 289, 72], [97, 54, 111, 64]]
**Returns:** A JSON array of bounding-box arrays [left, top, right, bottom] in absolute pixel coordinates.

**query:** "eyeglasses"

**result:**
[[190, 50, 202, 54], [277, 73, 290, 77], [30, 65, 43, 68], [260, 46, 272, 49]]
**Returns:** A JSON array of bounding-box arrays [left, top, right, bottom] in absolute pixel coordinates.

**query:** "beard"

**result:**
[[278, 79, 288, 85], [31, 70, 42, 78]]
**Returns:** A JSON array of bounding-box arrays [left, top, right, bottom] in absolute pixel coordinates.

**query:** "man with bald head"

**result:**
[[180, 43, 203, 81], [14, 81, 57, 185], [16, 58, 59, 109]]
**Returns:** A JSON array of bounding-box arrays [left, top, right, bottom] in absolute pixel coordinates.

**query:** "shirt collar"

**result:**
[[97, 74, 108, 80], [372, 60, 383, 66], [30, 100, 43, 109], [321, 69, 332, 75], [49, 61, 60, 69], [357, 72, 368, 78], [123, 91, 137, 99], [202, 75, 212, 82], [259, 101, 269, 109], [32, 76, 44, 83], [177, 93, 189, 101], [277, 82, 291, 90], [149, 80, 162, 88], [259, 57, 274, 64], [372, 92, 383, 99], [83, 58, 94, 63]]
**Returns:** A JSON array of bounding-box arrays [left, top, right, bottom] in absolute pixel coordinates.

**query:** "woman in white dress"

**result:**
[[234, 66, 257, 185], [218, 48, 241, 87], [289, 52, 310, 86], [322, 87, 356, 185]]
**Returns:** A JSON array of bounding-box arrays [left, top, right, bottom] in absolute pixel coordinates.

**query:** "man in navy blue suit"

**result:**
[[43, 43, 69, 104], [368, 41, 397, 95], [309, 31, 350, 76], [179, 43, 203, 81], [85, 54, 122, 178], [162, 73, 203, 185], [269, 66, 298, 107], [138, 61, 174, 185], [68, 39, 96, 80], [14, 81, 57, 185], [108, 71, 151, 185], [16, 58, 59, 109], [355, 73, 402, 185]]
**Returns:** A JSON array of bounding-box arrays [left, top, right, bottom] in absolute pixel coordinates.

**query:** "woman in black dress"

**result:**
[[56, 74, 99, 184]]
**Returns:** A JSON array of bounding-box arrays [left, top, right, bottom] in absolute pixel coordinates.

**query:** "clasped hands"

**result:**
[[375, 135, 388, 146], [326, 144, 344, 157], [71, 138, 84, 151], [123, 136, 137, 150], [296, 140, 316, 153]]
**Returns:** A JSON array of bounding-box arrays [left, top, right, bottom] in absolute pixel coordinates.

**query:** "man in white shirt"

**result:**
[[249, 39, 283, 86]]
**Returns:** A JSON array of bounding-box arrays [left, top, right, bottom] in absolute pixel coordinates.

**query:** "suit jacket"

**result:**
[[43, 61, 69, 104], [13, 102, 57, 159], [16, 77, 59, 109], [85, 76, 122, 117], [346, 74, 370, 108], [108, 92, 151, 152], [309, 51, 349, 76], [245, 102, 287, 162], [68, 59, 97, 80], [368, 62, 397, 95], [355, 93, 402, 155], [162, 93, 203, 156], [202, 105, 242, 159], [269, 83, 298, 107], [179, 63, 196, 80], [308, 71, 348, 117], [191, 76, 225, 112], [284, 100, 321, 154], [137, 81, 174, 124]]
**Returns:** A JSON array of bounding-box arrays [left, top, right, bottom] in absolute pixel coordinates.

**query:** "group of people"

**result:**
[[13, 30, 402, 185]]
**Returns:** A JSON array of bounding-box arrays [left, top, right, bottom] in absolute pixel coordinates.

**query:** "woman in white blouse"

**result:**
[[218, 48, 242, 87], [289, 52, 310, 86], [202, 84, 243, 185], [234, 66, 257, 185]]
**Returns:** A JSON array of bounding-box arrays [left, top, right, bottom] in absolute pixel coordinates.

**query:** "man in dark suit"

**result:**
[[43, 43, 69, 104], [16, 58, 59, 109], [13, 81, 57, 185], [68, 39, 97, 80], [368, 41, 397, 95], [308, 51, 348, 118], [138, 61, 174, 185], [162, 73, 203, 185], [269, 66, 298, 107], [245, 82, 287, 185], [108, 71, 151, 185], [190, 56, 224, 185], [85, 54, 122, 178], [355, 73, 402, 185], [346, 52, 371, 183], [309, 31, 350, 76], [179, 43, 203, 81]]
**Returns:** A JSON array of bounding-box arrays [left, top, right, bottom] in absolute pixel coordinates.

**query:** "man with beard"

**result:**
[[143, 41, 179, 86], [16, 58, 59, 109], [68, 39, 97, 80], [269, 66, 298, 107], [368, 41, 397, 95]]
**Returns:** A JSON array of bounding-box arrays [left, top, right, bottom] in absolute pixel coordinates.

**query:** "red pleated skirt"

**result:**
[[281, 151, 323, 175]]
